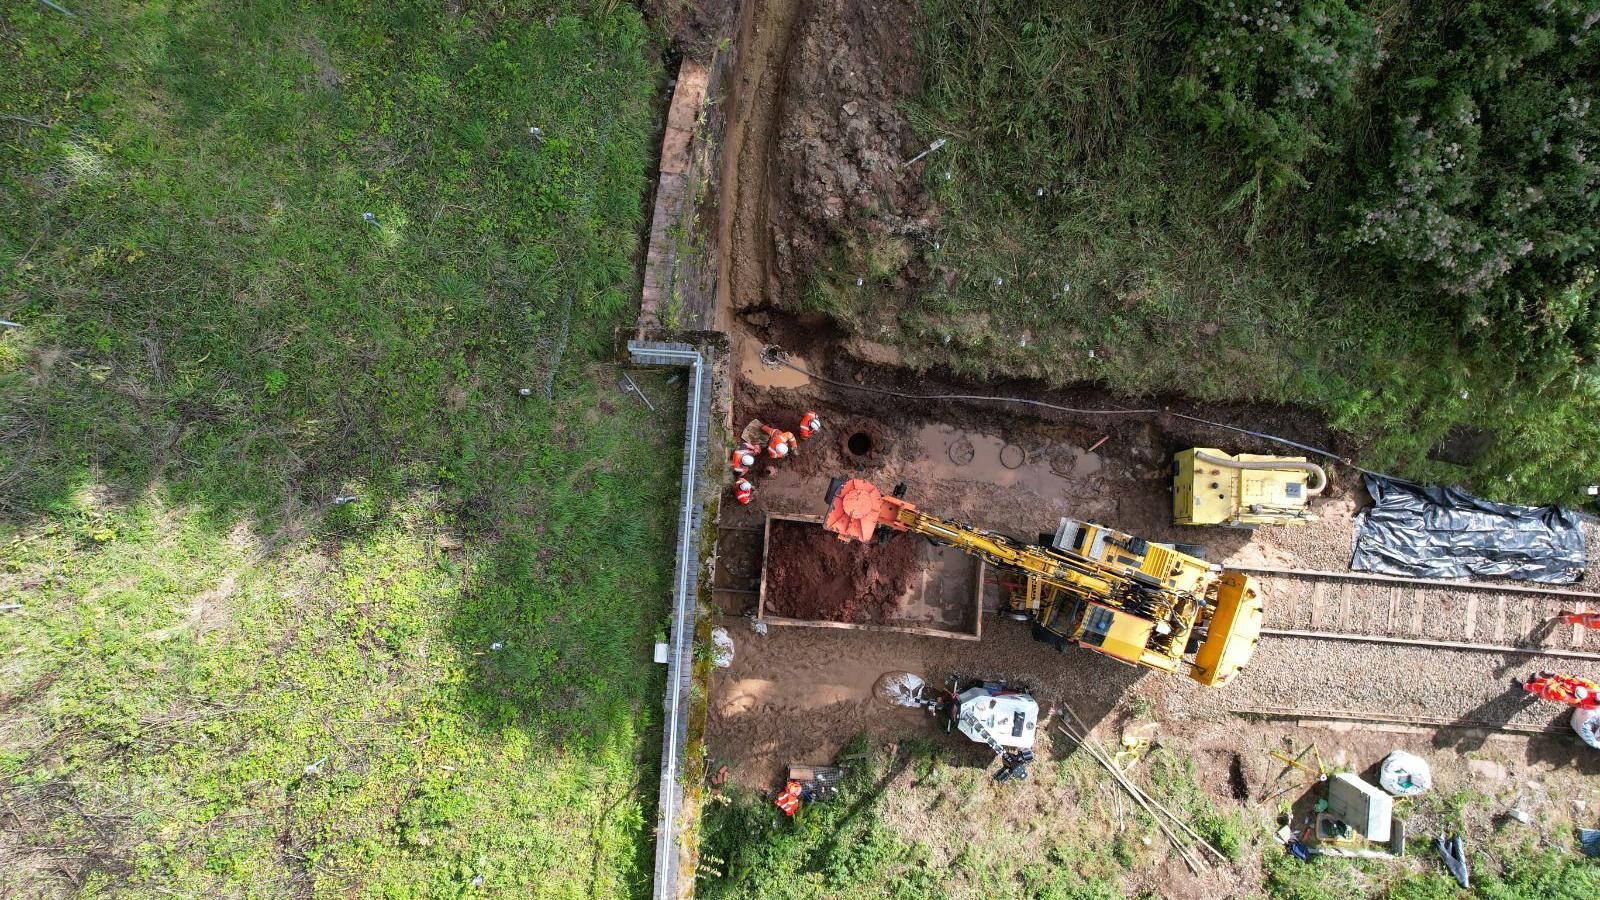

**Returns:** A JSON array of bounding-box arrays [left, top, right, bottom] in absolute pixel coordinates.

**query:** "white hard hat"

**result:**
[[737, 479, 752, 490], [1579, 687, 1591, 700], [773, 443, 788, 457], [740, 453, 755, 466]]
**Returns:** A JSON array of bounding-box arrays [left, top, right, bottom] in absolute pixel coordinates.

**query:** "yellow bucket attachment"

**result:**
[[1189, 572, 1262, 687]]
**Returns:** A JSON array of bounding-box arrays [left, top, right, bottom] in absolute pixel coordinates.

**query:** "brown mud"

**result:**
[[767, 0, 932, 302], [763, 519, 918, 622], [719, 0, 931, 316]]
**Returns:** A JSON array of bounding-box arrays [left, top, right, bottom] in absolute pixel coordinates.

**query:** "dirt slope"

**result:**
[[720, 0, 931, 314]]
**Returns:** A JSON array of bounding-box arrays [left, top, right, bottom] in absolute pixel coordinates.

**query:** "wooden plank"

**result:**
[[1309, 580, 1327, 629], [1387, 585, 1401, 632], [1409, 588, 1425, 638], [1494, 595, 1506, 643], [1573, 601, 1587, 649], [1465, 593, 1479, 641], [757, 614, 982, 641], [972, 559, 986, 641], [1338, 583, 1353, 632]]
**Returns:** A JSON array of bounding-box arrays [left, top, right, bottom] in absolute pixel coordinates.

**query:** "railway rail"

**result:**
[[1240, 566, 1600, 660], [1232, 704, 1569, 735]]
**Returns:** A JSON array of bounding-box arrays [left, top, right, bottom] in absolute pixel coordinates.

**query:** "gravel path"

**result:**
[[1167, 522, 1600, 731]]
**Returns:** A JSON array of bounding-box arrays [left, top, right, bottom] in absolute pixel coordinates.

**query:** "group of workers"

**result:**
[[729, 410, 823, 505], [1520, 612, 1600, 709]]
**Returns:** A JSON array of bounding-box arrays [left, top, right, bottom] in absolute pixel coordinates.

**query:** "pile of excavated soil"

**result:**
[[764, 520, 917, 623]]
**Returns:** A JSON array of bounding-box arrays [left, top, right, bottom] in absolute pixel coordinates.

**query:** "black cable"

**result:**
[[764, 346, 1395, 480]]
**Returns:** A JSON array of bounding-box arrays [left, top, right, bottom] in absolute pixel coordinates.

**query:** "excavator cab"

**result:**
[[1033, 590, 1184, 676]]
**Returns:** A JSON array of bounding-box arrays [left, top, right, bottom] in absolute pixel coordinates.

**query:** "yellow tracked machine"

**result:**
[[823, 478, 1263, 687]]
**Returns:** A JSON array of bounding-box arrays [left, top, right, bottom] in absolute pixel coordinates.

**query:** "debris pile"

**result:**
[[763, 520, 916, 623]]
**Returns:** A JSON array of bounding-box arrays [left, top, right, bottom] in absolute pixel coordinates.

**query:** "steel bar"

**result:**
[[1239, 566, 1600, 602], [1261, 627, 1600, 661]]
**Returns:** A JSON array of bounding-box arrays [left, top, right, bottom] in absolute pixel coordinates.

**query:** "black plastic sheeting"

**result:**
[[1351, 474, 1588, 584]]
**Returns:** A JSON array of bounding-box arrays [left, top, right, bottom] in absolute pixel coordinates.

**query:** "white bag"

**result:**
[[1573, 707, 1600, 750], [1379, 750, 1432, 796], [711, 627, 735, 668], [880, 672, 926, 707]]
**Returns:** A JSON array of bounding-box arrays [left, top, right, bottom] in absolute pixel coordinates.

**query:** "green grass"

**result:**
[[1, 0, 672, 895], [697, 738, 951, 900], [797, 0, 1600, 504], [703, 740, 1600, 900], [698, 739, 1138, 900], [1142, 747, 1250, 861]]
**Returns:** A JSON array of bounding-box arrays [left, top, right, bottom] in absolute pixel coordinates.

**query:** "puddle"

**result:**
[[906, 424, 1082, 497], [737, 337, 811, 389], [1055, 447, 1104, 479]]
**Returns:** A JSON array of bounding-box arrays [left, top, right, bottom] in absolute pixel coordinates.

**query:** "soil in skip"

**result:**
[[763, 520, 917, 623]]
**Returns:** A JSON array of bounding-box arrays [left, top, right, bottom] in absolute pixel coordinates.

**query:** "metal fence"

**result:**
[[627, 340, 713, 900]]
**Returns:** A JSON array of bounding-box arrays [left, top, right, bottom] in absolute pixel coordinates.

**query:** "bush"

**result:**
[[1346, 0, 1600, 369], [1171, 0, 1381, 205]]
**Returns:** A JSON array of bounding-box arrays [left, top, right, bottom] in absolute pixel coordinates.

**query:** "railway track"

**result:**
[[1231, 704, 1569, 735], [1241, 566, 1600, 661]]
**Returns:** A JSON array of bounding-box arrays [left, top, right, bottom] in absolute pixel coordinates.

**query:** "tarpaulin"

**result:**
[[1350, 474, 1587, 584]]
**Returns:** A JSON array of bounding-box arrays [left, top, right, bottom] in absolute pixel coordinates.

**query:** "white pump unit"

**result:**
[[954, 685, 1039, 751]]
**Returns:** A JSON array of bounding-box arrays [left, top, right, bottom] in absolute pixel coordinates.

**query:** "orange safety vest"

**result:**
[[1560, 611, 1600, 629], [730, 445, 756, 474], [1526, 674, 1600, 707], [774, 781, 802, 816], [735, 480, 753, 505], [766, 431, 795, 458], [798, 412, 822, 439]]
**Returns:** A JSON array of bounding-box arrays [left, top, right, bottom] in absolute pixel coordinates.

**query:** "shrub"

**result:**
[[1170, 0, 1381, 203], [1346, 0, 1600, 369]]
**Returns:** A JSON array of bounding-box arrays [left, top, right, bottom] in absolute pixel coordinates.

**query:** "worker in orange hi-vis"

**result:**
[[1523, 671, 1600, 709], [774, 780, 803, 817], [762, 424, 797, 459], [729, 443, 758, 476], [1558, 611, 1600, 629], [798, 411, 824, 440], [734, 478, 754, 505]]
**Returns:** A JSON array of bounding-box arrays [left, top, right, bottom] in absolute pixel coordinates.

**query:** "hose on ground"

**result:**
[[758, 344, 1396, 481], [1194, 449, 1328, 495]]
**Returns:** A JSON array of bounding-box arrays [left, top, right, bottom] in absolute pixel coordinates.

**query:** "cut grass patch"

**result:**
[[1, 0, 671, 895]]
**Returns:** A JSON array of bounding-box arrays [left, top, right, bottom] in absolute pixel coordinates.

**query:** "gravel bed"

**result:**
[[1222, 638, 1600, 729]]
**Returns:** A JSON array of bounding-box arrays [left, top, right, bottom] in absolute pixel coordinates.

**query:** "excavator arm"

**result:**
[[822, 478, 1262, 686]]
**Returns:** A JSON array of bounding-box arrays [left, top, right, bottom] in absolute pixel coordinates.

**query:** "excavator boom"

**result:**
[[822, 478, 1262, 686]]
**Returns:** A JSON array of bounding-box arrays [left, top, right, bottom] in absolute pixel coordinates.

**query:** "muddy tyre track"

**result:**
[[718, 0, 804, 314]]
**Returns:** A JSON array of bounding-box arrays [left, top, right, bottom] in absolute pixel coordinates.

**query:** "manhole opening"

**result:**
[[847, 432, 873, 456]]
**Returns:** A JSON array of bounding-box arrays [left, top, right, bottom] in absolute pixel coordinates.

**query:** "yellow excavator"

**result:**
[[823, 478, 1263, 687]]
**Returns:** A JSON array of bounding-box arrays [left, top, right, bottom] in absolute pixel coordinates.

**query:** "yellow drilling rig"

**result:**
[[823, 478, 1263, 687]]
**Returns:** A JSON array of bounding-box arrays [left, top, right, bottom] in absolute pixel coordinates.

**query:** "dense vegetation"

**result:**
[[811, 0, 1600, 502], [701, 741, 1600, 900], [0, 0, 670, 895]]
